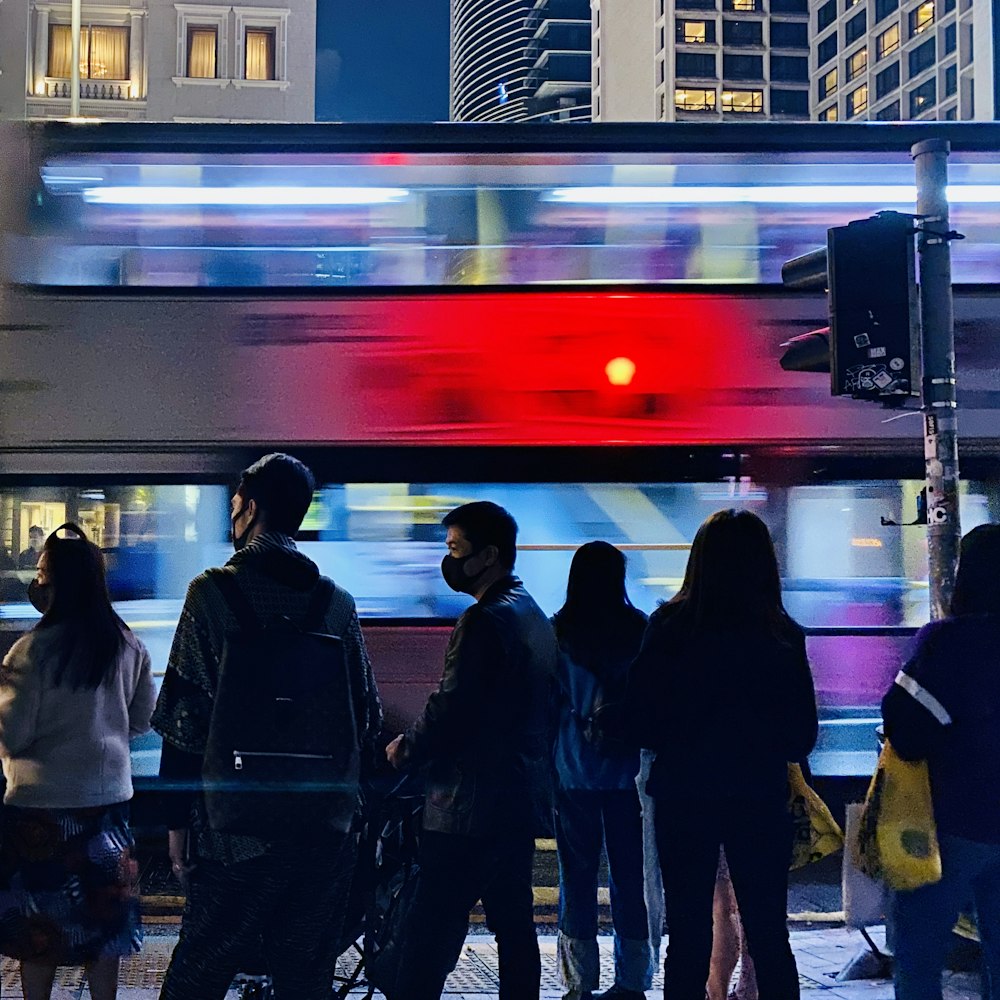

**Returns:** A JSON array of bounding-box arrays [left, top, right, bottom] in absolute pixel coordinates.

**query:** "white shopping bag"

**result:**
[[843, 803, 888, 929]]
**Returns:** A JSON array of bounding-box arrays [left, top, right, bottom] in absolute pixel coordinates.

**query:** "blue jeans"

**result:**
[[894, 832, 1000, 1000], [556, 787, 652, 993]]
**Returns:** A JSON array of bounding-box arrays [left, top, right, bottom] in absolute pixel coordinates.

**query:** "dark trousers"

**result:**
[[654, 794, 799, 1000], [393, 828, 540, 1000], [159, 834, 355, 1000], [556, 787, 649, 940]]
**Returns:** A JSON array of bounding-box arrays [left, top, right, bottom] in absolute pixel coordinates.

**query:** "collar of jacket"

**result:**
[[478, 574, 521, 604], [226, 532, 320, 590]]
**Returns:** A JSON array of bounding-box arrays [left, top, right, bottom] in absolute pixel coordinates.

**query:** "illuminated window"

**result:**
[[679, 20, 708, 43], [818, 67, 838, 100], [909, 1, 934, 34], [847, 48, 868, 81], [877, 23, 900, 59], [848, 84, 868, 116], [721, 88, 763, 112], [187, 25, 218, 77], [48, 24, 129, 79], [675, 87, 717, 111], [726, 0, 758, 9], [244, 28, 274, 80], [821, 103, 838, 121]]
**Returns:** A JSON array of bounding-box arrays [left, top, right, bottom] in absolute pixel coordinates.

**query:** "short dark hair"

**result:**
[[442, 501, 518, 569], [28, 525, 44, 536], [237, 453, 316, 536]]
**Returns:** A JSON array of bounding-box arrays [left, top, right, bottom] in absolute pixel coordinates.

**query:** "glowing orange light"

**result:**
[[851, 538, 884, 548], [605, 356, 636, 386]]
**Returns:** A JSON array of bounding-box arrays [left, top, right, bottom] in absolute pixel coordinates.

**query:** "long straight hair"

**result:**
[[667, 509, 797, 640], [951, 523, 1000, 616], [553, 541, 646, 663], [35, 523, 127, 689]]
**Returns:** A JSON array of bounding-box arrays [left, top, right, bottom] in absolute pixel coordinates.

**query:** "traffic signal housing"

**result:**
[[781, 211, 920, 402]]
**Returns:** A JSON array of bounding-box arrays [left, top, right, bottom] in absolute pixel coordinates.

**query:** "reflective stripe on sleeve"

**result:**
[[894, 670, 953, 726]]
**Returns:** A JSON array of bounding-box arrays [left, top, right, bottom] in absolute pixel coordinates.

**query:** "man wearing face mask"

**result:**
[[385, 501, 558, 1000], [151, 453, 382, 1000]]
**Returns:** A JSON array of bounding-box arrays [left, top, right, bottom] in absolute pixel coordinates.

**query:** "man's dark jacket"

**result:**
[[400, 575, 557, 837]]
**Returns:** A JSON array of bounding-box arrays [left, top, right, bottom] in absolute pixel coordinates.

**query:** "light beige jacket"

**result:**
[[0, 623, 155, 808]]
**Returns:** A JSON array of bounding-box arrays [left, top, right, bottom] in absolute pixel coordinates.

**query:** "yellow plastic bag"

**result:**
[[788, 763, 844, 870], [853, 741, 942, 891]]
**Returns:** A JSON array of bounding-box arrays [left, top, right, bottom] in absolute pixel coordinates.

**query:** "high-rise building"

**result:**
[[450, 0, 534, 121], [525, 0, 592, 121], [810, 0, 996, 122], [593, 0, 811, 122], [0, 0, 315, 121]]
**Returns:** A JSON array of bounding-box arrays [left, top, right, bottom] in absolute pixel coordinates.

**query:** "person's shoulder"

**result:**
[[2, 630, 37, 670], [120, 627, 150, 660]]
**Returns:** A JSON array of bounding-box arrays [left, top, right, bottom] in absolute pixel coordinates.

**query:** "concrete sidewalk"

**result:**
[[0, 924, 982, 999]]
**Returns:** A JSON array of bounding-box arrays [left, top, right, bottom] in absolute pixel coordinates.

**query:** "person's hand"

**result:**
[[385, 734, 407, 770], [168, 828, 196, 890]]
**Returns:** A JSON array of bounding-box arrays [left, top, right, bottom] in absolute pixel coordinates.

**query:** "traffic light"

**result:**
[[780, 211, 919, 402]]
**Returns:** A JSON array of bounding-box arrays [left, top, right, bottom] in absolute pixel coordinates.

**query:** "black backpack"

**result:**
[[201, 570, 360, 839]]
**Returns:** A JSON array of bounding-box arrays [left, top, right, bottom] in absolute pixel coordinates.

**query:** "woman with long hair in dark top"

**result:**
[[883, 523, 1000, 1000], [624, 510, 817, 1000], [0, 524, 155, 1000], [552, 542, 652, 1000]]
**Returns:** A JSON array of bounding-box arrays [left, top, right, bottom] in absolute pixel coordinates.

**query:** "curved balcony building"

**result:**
[[450, 0, 533, 121]]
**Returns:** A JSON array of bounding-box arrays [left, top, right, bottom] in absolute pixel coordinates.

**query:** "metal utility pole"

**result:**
[[911, 138, 961, 620], [70, 0, 81, 117]]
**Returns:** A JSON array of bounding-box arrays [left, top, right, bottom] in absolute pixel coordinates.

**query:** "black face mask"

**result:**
[[27, 578, 52, 614], [231, 503, 256, 552], [441, 552, 488, 595]]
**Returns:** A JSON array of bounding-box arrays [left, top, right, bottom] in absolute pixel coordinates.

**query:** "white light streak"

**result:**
[[81, 186, 410, 206], [546, 185, 1000, 205]]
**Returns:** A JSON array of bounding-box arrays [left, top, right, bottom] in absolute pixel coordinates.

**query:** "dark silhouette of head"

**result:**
[[951, 523, 1000, 616], [441, 501, 518, 569], [562, 541, 633, 616], [671, 508, 790, 634], [38, 523, 126, 689], [237, 453, 316, 536]]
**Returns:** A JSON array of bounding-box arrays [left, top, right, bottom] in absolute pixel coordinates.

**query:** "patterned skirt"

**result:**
[[0, 801, 143, 964]]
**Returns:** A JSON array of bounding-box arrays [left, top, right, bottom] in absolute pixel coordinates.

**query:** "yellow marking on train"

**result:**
[[123, 621, 177, 629], [519, 544, 691, 552]]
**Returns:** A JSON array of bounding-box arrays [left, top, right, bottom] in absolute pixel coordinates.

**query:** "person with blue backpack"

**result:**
[[152, 453, 382, 1000], [551, 541, 652, 1000]]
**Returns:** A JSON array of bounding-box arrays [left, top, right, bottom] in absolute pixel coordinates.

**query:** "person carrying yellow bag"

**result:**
[[881, 524, 1000, 1000]]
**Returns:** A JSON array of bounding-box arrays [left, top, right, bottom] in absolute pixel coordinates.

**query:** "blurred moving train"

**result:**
[[2, 120, 1000, 777]]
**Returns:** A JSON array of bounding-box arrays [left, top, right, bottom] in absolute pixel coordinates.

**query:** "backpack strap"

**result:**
[[209, 569, 259, 632], [304, 577, 336, 633]]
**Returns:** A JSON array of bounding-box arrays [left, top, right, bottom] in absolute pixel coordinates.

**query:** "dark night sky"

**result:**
[[316, 1, 452, 122]]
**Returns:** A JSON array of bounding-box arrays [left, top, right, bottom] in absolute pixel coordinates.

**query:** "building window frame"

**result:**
[[174, 4, 229, 85], [818, 67, 837, 100], [846, 47, 867, 82], [820, 102, 838, 121], [909, 76, 936, 116], [877, 22, 900, 59], [848, 83, 868, 116], [675, 86, 717, 111], [721, 87, 763, 112], [233, 6, 290, 87], [909, 0, 934, 35]]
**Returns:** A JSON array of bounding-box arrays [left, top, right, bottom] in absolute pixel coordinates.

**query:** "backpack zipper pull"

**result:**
[[234, 753, 243, 771]]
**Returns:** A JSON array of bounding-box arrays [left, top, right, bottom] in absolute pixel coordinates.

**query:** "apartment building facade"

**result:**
[[592, 0, 811, 122], [810, 0, 996, 121], [0, 0, 315, 121]]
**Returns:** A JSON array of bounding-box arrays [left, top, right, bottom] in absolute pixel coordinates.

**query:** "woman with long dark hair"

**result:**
[[624, 510, 817, 1000], [0, 524, 156, 1000], [552, 541, 652, 1000], [883, 523, 1000, 1000]]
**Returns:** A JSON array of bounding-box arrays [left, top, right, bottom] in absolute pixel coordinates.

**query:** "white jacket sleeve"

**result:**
[[128, 643, 157, 740], [0, 638, 43, 756]]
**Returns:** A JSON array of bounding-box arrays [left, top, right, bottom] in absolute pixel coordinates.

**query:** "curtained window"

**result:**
[[245, 28, 274, 80], [48, 24, 128, 79], [187, 26, 218, 78]]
